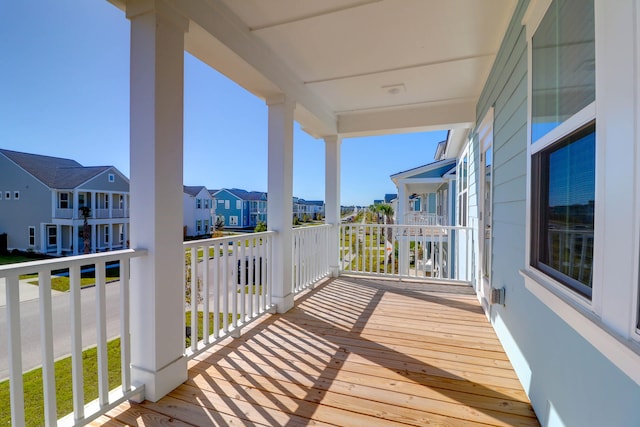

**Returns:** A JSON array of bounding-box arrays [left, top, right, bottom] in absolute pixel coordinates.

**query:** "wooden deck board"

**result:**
[[101, 277, 539, 426]]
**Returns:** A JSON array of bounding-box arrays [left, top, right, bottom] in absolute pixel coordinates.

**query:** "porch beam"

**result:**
[[267, 94, 295, 313], [324, 135, 341, 277], [126, 0, 189, 402]]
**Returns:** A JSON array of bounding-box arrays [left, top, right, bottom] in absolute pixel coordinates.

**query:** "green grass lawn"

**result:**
[[0, 253, 47, 266], [0, 339, 122, 427], [26, 276, 121, 292]]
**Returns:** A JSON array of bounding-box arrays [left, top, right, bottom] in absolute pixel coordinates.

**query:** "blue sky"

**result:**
[[0, 0, 445, 206]]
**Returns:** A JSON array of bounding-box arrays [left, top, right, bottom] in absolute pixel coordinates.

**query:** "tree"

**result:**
[[79, 206, 91, 254], [254, 221, 267, 232], [213, 216, 225, 238]]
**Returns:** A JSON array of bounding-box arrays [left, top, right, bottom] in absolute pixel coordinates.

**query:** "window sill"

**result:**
[[520, 268, 640, 386]]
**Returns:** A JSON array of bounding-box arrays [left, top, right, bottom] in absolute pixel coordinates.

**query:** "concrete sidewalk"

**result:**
[[0, 277, 65, 307]]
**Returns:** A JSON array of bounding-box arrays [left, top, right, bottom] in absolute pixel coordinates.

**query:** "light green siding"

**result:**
[[475, 1, 640, 425]]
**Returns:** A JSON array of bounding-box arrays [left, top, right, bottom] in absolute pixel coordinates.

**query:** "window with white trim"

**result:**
[[104, 226, 109, 243], [457, 152, 468, 227], [59, 192, 69, 209], [196, 198, 201, 209], [236, 200, 242, 210], [13, 191, 19, 200], [229, 216, 238, 226], [529, 0, 595, 298], [5, 191, 10, 200], [225, 200, 230, 209], [28, 226, 35, 247], [196, 220, 202, 233], [108, 173, 115, 183], [47, 226, 57, 247]]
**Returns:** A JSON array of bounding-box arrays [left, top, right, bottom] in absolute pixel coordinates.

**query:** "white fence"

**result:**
[[0, 249, 145, 427], [293, 225, 330, 294], [183, 231, 275, 357], [340, 224, 473, 282]]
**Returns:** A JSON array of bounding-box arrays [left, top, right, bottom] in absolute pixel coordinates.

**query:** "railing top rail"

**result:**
[[183, 230, 276, 248], [340, 224, 471, 231], [0, 248, 146, 277], [293, 224, 332, 232]]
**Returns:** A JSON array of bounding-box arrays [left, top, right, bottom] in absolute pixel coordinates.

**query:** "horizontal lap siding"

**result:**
[[477, 1, 640, 425]]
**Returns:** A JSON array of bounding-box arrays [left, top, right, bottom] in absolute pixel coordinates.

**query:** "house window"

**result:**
[[225, 200, 230, 209], [105, 194, 109, 209], [108, 173, 115, 183], [196, 199, 202, 209], [47, 226, 57, 247], [59, 193, 69, 209], [204, 219, 209, 233], [13, 191, 19, 200], [196, 220, 202, 233], [531, 0, 595, 143], [531, 122, 595, 298], [529, 0, 595, 298], [28, 226, 35, 247], [104, 226, 109, 243], [78, 193, 85, 207], [229, 216, 238, 226], [5, 191, 10, 200], [236, 200, 242, 210]]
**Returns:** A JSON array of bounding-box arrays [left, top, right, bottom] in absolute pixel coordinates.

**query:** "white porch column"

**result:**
[[55, 224, 61, 255], [127, 0, 188, 402], [90, 192, 96, 218], [91, 224, 97, 253], [72, 225, 78, 255], [397, 183, 409, 275], [107, 193, 113, 219], [51, 191, 56, 219], [107, 224, 113, 251], [324, 135, 341, 277], [267, 95, 295, 313], [72, 191, 79, 219]]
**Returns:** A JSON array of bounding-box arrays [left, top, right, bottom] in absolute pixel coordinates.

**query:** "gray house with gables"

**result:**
[[0, 149, 129, 255]]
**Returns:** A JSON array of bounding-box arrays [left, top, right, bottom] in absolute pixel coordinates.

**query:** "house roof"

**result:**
[[184, 185, 208, 197], [384, 194, 397, 203], [0, 149, 116, 189], [217, 188, 267, 201], [390, 158, 457, 181]]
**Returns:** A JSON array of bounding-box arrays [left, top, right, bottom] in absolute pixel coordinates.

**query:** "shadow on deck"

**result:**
[[98, 276, 539, 426]]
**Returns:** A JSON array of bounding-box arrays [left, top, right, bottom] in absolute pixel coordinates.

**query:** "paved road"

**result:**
[[0, 282, 122, 381]]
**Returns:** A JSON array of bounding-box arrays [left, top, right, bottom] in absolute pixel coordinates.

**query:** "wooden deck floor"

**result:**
[[98, 277, 539, 426]]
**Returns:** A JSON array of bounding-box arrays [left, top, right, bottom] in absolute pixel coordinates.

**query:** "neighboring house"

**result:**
[[183, 185, 214, 238], [213, 188, 267, 229], [390, 158, 457, 226], [0, 149, 129, 255], [383, 193, 396, 204], [293, 198, 324, 220]]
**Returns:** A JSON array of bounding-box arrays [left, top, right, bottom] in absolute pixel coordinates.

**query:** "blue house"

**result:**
[[212, 188, 267, 229]]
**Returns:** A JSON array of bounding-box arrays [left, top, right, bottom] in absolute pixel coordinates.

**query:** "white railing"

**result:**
[[340, 224, 473, 282], [94, 209, 110, 219], [111, 209, 125, 218], [183, 231, 275, 358], [404, 212, 447, 226], [1, 249, 145, 427], [55, 208, 74, 219], [293, 225, 330, 294]]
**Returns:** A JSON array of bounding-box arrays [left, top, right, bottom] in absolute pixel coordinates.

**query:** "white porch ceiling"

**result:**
[[117, 0, 517, 142]]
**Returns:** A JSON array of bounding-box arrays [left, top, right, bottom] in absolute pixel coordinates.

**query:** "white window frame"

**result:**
[[225, 200, 230, 209], [13, 191, 19, 200], [236, 200, 242, 210], [5, 191, 10, 200], [196, 220, 202, 233], [104, 226, 109, 244], [521, 0, 640, 385], [47, 226, 57, 247], [59, 192, 69, 209], [28, 226, 35, 247], [457, 149, 469, 227], [229, 216, 238, 226], [108, 173, 115, 183]]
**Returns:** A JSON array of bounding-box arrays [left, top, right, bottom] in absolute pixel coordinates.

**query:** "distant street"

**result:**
[[0, 282, 122, 381]]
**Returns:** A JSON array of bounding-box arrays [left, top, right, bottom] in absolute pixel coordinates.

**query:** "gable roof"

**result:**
[[390, 158, 457, 182], [217, 188, 267, 201], [0, 149, 116, 189], [184, 185, 208, 197]]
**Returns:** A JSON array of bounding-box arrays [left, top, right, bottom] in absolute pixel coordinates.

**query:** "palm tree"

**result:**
[[79, 206, 91, 254]]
